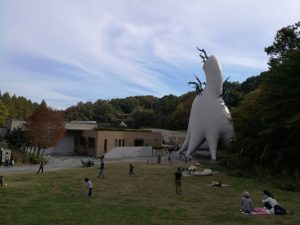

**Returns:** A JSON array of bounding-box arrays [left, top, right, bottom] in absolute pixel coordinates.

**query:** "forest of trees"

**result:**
[[227, 21, 300, 190], [1, 21, 299, 189], [0, 92, 38, 127]]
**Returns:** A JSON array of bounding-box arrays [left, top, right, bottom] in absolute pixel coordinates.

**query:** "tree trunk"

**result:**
[[37, 147, 41, 157]]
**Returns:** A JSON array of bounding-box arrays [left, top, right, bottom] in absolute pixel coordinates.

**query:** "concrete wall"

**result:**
[[44, 133, 75, 155]]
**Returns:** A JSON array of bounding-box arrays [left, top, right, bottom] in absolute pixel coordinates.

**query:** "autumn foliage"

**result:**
[[25, 101, 65, 157]]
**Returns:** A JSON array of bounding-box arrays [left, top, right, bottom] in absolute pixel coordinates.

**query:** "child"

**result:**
[[37, 159, 44, 174], [84, 178, 93, 197], [241, 191, 254, 214], [129, 163, 135, 176]]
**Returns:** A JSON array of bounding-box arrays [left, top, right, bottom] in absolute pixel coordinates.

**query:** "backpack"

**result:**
[[274, 205, 287, 215]]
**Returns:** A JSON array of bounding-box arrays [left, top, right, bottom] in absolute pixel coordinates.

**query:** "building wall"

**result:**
[[44, 133, 75, 155], [78, 130, 162, 157], [95, 131, 125, 157], [78, 130, 98, 156], [123, 132, 161, 148]]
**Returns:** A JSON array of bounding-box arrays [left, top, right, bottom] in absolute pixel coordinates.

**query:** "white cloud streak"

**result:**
[[0, 0, 299, 109]]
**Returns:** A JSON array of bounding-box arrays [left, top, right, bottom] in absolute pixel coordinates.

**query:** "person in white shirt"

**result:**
[[84, 178, 93, 197], [262, 190, 287, 215]]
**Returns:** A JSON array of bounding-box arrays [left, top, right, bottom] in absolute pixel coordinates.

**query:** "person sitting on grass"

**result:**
[[240, 191, 254, 214], [263, 190, 288, 215]]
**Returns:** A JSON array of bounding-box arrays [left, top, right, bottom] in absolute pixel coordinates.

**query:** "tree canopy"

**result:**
[[25, 102, 65, 157], [227, 21, 300, 190]]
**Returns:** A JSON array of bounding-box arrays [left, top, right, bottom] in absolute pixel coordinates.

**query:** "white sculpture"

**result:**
[[178, 54, 234, 160]]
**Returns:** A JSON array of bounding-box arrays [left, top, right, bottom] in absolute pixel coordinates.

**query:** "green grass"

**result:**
[[0, 162, 299, 225]]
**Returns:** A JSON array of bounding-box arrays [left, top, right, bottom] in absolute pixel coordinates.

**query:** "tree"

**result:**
[[226, 22, 300, 190], [171, 92, 196, 130], [0, 91, 38, 121], [220, 79, 242, 108], [130, 106, 156, 128], [93, 100, 115, 123], [265, 21, 300, 68], [227, 50, 300, 190], [0, 99, 9, 127], [25, 101, 65, 157]]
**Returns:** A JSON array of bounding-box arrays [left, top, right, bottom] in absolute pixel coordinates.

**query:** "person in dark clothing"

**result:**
[[4, 153, 10, 167], [129, 163, 135, 176], [98, 159, 105, 178], [0, 176, 3, 187], [37, 159, 44, 174], [174, 167, 182, 194]]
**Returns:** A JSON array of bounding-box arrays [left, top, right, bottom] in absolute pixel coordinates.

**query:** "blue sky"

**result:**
[[0, 0, 299, 109]]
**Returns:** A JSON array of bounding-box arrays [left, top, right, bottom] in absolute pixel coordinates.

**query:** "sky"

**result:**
[[0, 0, 299, 109]]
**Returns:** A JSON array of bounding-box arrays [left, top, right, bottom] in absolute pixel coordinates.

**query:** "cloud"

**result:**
[[1, 0, 299, 109]]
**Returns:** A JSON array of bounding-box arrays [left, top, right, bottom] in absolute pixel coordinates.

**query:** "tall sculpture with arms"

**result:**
[[178, 51, 234, 160]]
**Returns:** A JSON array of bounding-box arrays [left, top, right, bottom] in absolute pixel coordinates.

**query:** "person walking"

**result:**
[[174, 167, 182, 194], [84, 178, 93, 197], [129, 163, 135, 176], [37, 159, 44, 174], [98, 159, 105, 178]]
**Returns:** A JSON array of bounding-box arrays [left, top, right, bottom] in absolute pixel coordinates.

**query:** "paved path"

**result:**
[[0, 152, 186, 174]]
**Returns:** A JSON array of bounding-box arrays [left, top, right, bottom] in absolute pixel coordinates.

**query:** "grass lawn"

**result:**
[[0, 162, 299, 225]]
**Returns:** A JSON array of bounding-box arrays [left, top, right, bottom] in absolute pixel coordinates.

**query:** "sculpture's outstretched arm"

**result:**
[[197, 47, 208, 63]]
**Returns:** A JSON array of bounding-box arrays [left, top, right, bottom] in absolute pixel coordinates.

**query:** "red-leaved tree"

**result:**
[[25, 101, 65, 157]]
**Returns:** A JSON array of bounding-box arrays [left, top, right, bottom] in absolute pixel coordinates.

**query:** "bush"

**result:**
[[29, 155, 47, 164]]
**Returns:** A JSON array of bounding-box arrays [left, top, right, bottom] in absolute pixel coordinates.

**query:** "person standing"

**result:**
[[98, 159, 105, 178], [129, 163, 135, 176], [84, 178, 93, 197], [174, 167, 182, 194], [10, 155, 15, 167], [157, 155, 161, 164], [4, 153, 10, 167], [37, 159, 44, 174], [0, 176, 3, 187]]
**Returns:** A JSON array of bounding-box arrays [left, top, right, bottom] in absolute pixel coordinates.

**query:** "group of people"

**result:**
[[22, 155, 294, 216], [3, 152, 14, 167], [85, 160, 136, 197], [240, 190, 290, 215]]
